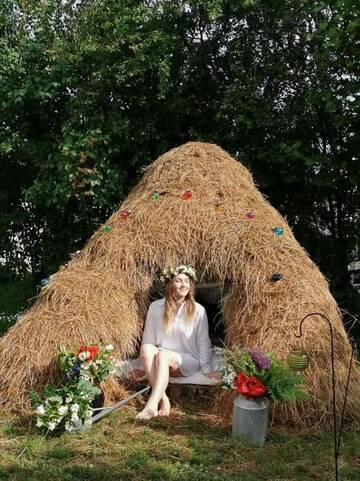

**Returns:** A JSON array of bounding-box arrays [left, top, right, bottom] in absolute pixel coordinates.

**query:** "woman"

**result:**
[[135, 265, 220, 420]]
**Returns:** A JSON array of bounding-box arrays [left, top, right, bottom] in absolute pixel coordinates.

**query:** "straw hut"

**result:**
[[0, 141, 359, 428]]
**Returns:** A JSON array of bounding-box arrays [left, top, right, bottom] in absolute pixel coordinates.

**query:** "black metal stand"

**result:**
[[295, 313, 355, 481]]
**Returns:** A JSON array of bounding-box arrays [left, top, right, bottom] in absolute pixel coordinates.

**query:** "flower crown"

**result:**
[[160, 265, 197, 284]]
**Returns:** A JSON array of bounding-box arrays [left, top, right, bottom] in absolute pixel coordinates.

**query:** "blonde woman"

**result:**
[[135, 266, 220, 420]]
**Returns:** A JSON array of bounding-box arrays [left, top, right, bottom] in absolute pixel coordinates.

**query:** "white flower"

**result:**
[[48, 422, 56, 431], [36, 405, 45, 415], [79, 351, 90, 361], [80, 371, 90, 381], [58, 405, 68, 416], [70, 403, 79, 413], [105, 344, 114, 352], [36, 418, 43, 427], [162, 265, 197, 282], [65, 422, 73, 432], [71, 412, 79, 423], [65, 396, 72, 404]]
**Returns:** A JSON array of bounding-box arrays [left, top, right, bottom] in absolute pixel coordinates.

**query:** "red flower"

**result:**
[[235, 372, 267, 398], [182, 190, 193, 200], [78, 345, 100, 361]]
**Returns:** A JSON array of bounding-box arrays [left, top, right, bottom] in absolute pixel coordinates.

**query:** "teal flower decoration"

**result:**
[[151, 191, 160, 200], [272, 227, 284, 236]]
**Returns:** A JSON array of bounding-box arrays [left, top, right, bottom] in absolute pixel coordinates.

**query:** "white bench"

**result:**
[[114, 354, 221, 386]]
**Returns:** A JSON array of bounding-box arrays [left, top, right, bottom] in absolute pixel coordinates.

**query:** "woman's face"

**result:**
[[171, 273, 190, 300]]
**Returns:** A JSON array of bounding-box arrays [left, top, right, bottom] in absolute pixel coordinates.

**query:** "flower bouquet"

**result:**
[[59, 344, 115, 385], [220, 346, 309, 403], [31, 344, 115, 434]]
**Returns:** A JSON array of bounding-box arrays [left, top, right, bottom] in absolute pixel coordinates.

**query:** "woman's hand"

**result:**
[[203, 371, 221, 380]]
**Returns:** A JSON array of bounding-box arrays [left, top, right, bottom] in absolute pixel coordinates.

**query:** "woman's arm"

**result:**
[[195, 306, 213, 373], [195, 306, 221, 380]]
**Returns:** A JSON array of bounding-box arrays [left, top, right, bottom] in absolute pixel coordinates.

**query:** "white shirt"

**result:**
[[141, 298, 213, 373]]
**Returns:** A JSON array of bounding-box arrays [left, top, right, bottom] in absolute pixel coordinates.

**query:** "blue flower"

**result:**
[[65, 363, 81, 381], [272, 226, 284, 236]]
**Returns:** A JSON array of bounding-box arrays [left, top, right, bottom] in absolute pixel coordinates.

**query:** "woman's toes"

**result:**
[[158, 398, 171, 417], [135, 407, 158, 420]]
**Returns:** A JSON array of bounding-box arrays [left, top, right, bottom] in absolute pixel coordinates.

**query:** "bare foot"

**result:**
[[135, 407, 158, 420], [158, 395, 171, 417]]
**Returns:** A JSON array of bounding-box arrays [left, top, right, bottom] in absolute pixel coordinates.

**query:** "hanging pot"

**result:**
[[287, 350, 310, 371]]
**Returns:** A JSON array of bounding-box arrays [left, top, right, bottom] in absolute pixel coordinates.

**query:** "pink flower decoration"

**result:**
[[119, 209, 132, 220], [182, 190, 193, 200]]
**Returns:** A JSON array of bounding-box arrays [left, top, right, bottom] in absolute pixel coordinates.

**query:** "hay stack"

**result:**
[[0, 141, 359, 428]]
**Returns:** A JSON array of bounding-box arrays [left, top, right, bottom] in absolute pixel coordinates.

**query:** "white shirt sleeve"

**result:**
[[141, 303, 157, 346], [195, 306, 212, 373]]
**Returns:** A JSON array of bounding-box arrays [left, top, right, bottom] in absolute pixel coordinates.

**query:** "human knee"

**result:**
[[140, 343, 157, 360], [156, 350, 170, 365]]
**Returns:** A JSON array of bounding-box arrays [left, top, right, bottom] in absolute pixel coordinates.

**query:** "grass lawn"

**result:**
[[0, 400, 359, 481]]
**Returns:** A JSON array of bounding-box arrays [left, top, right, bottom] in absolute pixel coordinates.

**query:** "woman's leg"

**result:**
[[157, 364, 184, 416], [137, 349, 180, 419], [137, 345, 172, 418], [139, 344, 158, 385]]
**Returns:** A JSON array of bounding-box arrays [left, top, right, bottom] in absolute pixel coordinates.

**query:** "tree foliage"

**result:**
[[1, 0, 359, 329]]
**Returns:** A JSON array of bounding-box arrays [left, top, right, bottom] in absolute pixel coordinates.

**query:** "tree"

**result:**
[[0, 0, 359, 335]]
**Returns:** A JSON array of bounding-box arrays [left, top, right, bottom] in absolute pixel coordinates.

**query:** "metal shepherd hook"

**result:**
[[294, 312, 355, 481]]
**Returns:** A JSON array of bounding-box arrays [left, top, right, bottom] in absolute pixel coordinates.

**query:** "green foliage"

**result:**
[[57, 345, 78, 374], [259, 357, 309, 403], [0, 271, 36, 333]]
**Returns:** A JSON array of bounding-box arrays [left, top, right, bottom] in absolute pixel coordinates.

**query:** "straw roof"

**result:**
[[0, 141, 359, 428]]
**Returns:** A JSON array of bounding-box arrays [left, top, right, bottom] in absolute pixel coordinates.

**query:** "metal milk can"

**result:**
[[232, 395, 269, 446]]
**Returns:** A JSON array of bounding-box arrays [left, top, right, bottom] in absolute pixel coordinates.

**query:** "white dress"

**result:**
[[141, 298, 213, 376]]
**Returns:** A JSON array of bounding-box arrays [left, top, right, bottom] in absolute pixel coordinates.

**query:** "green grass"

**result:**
[[0, 402, 359, 481]]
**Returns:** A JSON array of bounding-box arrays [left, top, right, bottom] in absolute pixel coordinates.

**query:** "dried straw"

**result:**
[[0, 141, 358, 428]]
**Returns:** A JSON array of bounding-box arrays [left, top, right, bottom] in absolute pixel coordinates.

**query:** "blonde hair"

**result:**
[[163, 277, 196, 329]]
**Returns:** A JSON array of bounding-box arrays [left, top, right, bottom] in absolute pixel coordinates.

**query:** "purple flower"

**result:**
[[249, 348, 272, 370]]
